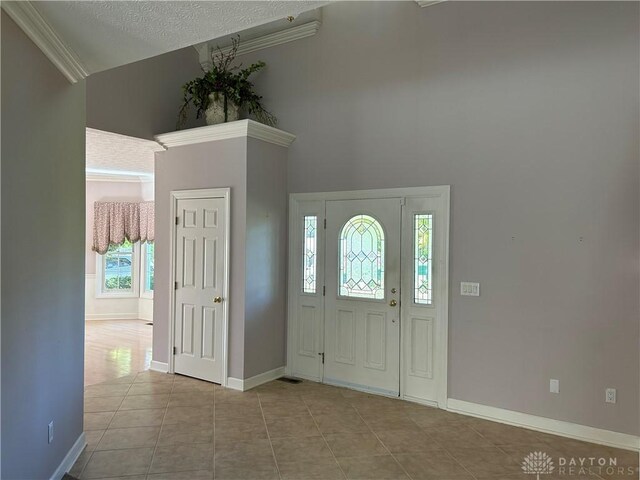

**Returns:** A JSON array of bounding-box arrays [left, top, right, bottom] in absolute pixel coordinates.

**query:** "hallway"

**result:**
[[85, 320, 153, 386]]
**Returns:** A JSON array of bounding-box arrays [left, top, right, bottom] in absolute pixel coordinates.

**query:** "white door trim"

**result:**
[[168, 188, 231, 387], [287, 185, 450, 408]]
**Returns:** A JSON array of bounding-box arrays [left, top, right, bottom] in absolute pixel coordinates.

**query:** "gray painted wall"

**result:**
[[1, 12, 86, 478], [237, 2, 639, 434], [153, 137, 289, 381], [154, 139, 247, 378], [86, 46, 202, 140], [244, 139, 288, 378]]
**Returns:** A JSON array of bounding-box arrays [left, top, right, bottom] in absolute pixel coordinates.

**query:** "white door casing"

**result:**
[[400, 195, 448, 407], [170, 189, 230, 385], [324, 198, 401, 396], [287, 186, 450, 407], [289, 200, 325, 381]]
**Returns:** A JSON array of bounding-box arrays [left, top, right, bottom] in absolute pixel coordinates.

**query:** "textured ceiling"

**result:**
[[86, 128, 161, 176], [33, 1, 327, 74]]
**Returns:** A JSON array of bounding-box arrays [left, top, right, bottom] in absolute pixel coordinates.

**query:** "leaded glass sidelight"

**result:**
[[414, 214, 433, 304], [302, 216, 318, 293], [339, 215, 385, 299]]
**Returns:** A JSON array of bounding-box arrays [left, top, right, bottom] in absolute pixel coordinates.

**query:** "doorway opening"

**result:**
[[287, 186, 450, 408], [84, 128, 162, 386]]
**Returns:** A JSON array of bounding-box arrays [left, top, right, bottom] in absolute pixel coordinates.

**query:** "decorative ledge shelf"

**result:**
[[154, 120, 296, 149]]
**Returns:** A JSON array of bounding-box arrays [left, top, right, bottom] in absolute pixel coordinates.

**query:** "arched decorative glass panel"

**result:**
[[339, 215, 385, 299]]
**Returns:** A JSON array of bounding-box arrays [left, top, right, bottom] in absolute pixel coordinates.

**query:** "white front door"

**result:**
[[323, 198, 402, 396], [174, 196, 226, 383]]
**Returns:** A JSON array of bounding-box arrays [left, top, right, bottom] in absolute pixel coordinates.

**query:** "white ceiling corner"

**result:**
[[1, 1, 88, 83], [195, 9, 322, 70], [86, 128, 163, 178], [26, 1, 328, 79]]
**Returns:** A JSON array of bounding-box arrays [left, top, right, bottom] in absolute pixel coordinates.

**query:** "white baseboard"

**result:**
[[50, 432, 86, 480], [226, 366, 285, 392], [447, 398, 640, 452], [150, 361, 168, 373], [226, 377, 244, 391], [403, 394, 439, 409], [85, 313, 139, 321]]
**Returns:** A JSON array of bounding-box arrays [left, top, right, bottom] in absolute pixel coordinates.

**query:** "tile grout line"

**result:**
[[301, 391, 349, 480], [256, 391, 284, 480], [213, 384, 217, 480], [78, 379, 136, 478], [348, 401, 417, 480], [143, 376, 176, 478]]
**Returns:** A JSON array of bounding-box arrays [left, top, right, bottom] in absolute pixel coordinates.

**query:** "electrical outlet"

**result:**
[[48, 421, 54, 444], [460, 282, 480, 296], [550, 379, 560, 394], [605, 388, 616, 404]]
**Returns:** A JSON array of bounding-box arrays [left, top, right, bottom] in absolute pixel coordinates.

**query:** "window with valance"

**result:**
[[92, 201, 155, 297], [92, 201, 154, 254]]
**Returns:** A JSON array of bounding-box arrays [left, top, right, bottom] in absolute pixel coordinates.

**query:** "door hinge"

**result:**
[[173, 346, 177, 355], [319, 352, 324, 364], [174, 281, 178, 290], [323, 286, 326, 296], [175, 216, 179, 225], [323, 218, 326, 229]]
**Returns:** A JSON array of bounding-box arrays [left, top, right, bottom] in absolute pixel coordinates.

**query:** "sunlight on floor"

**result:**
[[85, 319, 153, 386]]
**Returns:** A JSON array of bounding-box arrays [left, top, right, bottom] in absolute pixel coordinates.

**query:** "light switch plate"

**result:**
[[460, 282, 480, 296], [550, 379, 560, 394]]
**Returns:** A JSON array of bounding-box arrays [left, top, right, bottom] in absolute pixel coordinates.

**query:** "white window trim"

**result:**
[[140, 242, 154, 299], [95, 242, 140, 299]]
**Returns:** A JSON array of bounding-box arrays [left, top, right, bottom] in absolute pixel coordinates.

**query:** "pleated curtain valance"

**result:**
[[92, 201, 155, 254]]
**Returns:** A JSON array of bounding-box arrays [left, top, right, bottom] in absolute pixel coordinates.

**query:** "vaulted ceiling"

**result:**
[[3, 1, 326, 81]]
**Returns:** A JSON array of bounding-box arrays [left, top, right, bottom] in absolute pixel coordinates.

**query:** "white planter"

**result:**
[[205, 93, 239, 125]]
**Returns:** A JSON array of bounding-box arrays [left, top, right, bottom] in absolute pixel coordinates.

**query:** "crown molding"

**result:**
[[195, 20, 321, 70], [1, 1, 88, 83], [86, 128, 166, 152], [86, 172, 153, 183], [416, 0, 447, 7], [155, 120, 296, 149]]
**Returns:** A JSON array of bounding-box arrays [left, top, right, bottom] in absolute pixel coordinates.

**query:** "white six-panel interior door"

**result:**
[[171, 190, 229, 384], [288, 187, 450, 407]]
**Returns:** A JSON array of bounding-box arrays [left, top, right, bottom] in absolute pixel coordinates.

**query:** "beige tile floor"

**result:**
[[85, 320, 153, 386], [70, 371, 639, 480]]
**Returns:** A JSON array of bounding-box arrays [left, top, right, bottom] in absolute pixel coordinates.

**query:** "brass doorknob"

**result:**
[[213, 296, 223, 303], [389, 299, 397, 307]]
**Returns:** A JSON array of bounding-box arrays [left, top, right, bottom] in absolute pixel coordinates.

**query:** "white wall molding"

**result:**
[[195, 20, 321, 70], [226, 377, 244, 391], [86, 128, 165, 152], [447, 399, 640, 452], [155, 120, 295, 149], [416, 0, 447, 7], [150, 361, 168, 374], [49, 432, 86, 480], [226, 367, 285, 392], [1, 1, 88, 83], [86, 313, 139, 321], [86, 173, 153, 183]]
